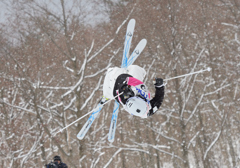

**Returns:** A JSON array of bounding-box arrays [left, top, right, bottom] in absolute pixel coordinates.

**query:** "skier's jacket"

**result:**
[[113, 74, 164, 116]]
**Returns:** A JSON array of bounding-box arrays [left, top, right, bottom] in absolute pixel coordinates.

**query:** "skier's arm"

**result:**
[[116, 83, 135, 104], [148, 78, 165, 116]]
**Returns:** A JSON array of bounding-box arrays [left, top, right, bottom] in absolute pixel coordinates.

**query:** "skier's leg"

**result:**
[[103, 67, 126, 99], [127, 65, 146, 81], [103, 68, 115, 99]]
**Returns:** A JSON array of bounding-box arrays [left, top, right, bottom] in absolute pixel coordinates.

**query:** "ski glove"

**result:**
[[121, 84, 134, 99], [154, 78, 164, 87]]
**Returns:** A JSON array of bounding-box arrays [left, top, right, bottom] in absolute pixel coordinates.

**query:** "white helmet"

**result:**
[[125, 96, 150, 118]]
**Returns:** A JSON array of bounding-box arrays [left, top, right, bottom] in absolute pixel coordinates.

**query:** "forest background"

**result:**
[[0, 0, 239, 168]]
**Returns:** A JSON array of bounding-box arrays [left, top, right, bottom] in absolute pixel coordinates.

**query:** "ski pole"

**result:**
[[52, 92, 123, 136], [164, 67, 211, 81]]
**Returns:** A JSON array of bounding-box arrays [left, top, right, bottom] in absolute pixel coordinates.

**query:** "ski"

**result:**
[[127, 39, 147, 67], [77, 20, 135, 141], [122, 19, 135, 68], [108, 100, 120, 142], [77, 98, 107, 140]]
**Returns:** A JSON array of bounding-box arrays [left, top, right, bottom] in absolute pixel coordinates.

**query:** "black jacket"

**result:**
[[113, 74, 164, 116], [46, 162, 68, 168]]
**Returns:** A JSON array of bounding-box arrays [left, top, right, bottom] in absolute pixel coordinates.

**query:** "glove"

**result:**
[[154, 78, 164, 87], [121, 84, 134, 99]]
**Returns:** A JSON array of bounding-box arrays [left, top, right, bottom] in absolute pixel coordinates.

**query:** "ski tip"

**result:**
[[108, 138, 114, 143], [141, 39, 147, 45], [77, 135, 83, 140], [128, 19, 136, 26], [77, 132, 85, 140], [129, 18, 136, 23]]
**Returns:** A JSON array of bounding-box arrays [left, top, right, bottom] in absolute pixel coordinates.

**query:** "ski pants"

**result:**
[[103, 65, 146, 99]]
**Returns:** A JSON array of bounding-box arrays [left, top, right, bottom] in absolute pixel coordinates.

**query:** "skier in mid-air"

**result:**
[[77, 19, 165, 141], [102, 65, 165, 118], [76, 18, 210, 141]]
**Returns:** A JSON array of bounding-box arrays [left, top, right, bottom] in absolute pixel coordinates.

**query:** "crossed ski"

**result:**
[[77, 19, 147, 142]]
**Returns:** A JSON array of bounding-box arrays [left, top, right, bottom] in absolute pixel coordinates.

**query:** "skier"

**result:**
[[77, 19, 164, 141], [102, 65, 164, 118], [46, 155, 68, 168]]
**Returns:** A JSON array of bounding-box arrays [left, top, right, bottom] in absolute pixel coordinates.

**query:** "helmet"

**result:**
[[125, 96, 150, 118], [53, 155, 61, 162]]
